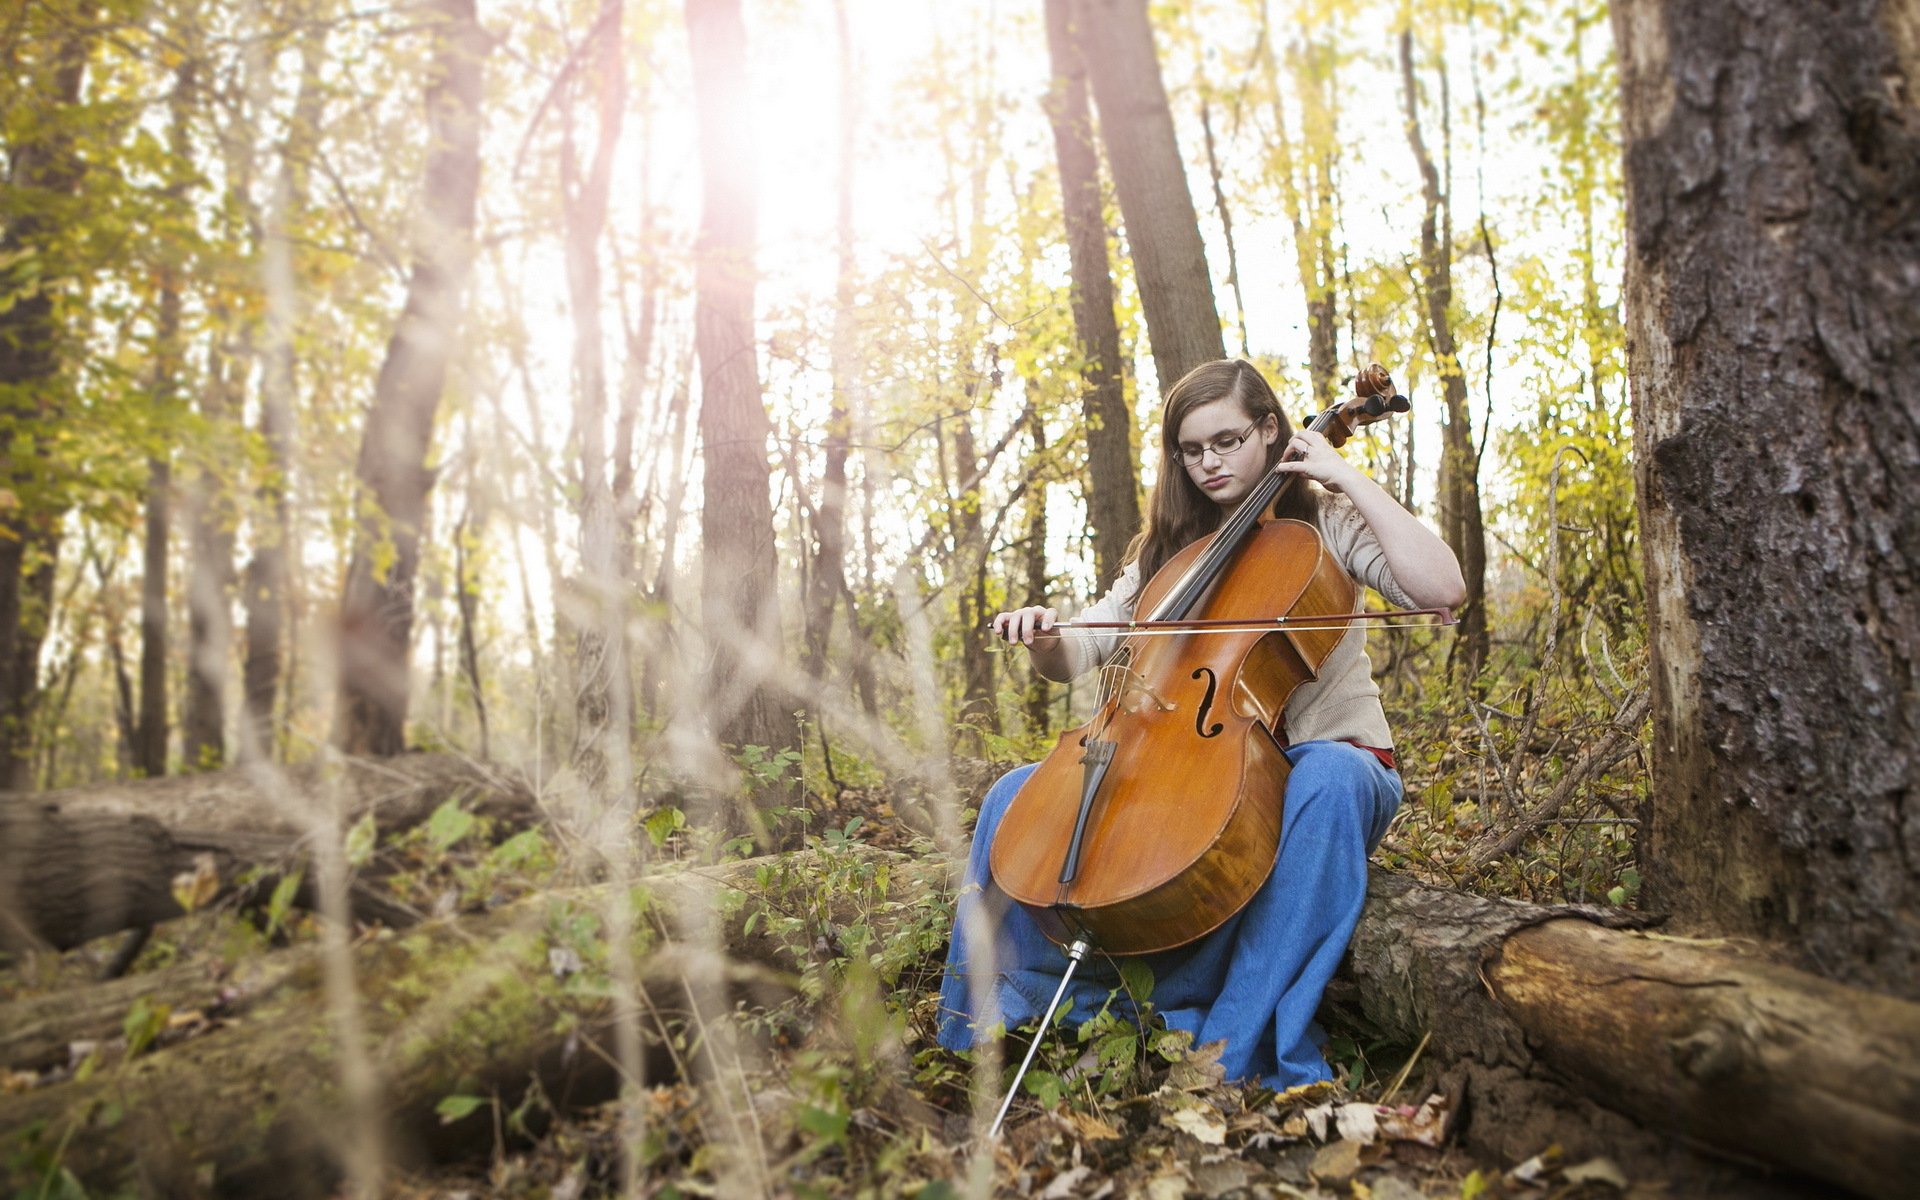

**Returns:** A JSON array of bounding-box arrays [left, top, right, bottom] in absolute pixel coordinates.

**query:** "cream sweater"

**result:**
[[1061, 493, 1414, 749]]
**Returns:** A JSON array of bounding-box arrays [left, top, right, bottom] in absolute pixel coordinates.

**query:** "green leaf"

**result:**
[[1118, 958, 1155, 1003], [436, 1094, 487, 1124], [344, 813, 378, 868], [794, 1104, 848, 1143], [491, 828, 549, 868], [426, 797, 477, 852], [644, 806, 686, 849], [265, 870, 303, 939], [123, 995, 170, 1057]]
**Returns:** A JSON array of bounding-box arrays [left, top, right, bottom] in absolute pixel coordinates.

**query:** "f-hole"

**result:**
[[1191, 668, 1225, 738]]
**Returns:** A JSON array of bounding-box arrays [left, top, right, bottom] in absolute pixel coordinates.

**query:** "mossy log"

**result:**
[[5, 851, 1916, 1200], [0, 846, 929, 1198], [0, 754, 534, 953]]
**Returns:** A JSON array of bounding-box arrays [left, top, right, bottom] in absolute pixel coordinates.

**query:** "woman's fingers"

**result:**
[[991, 605, 1057, 644]]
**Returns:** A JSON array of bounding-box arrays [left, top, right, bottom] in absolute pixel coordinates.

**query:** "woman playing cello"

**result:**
[[937, 357, 1466, 1091]]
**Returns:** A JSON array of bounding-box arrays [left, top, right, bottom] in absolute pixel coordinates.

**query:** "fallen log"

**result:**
[[1336, 872, 1920, 1200], [4, 851, 1915, 1200], [0, 847, 936, 1197], [0, 753, 534, 953]]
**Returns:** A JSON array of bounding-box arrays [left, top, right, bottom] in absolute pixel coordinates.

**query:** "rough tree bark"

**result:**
[[334, 0, 486, 756], [1612, 0, 1920, 996], [685, 0, 797, 757], [1398, 30, 1489, 678], [0, 753, 532, 953], [1073, 0, 1225, 396], [1042, 0, 1139, 593]]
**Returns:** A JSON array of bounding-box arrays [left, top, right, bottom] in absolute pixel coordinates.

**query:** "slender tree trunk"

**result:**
[[1022, 408, 1052, 733], [685, 0, 796, 758], [243, 16, 324, 762], [803, 0, 859, 690], [1613, 0, 1920, 998], [564, 0, 634, 804], [1398, 30, 1489, 678], [136, 457, 172, 777], [184, 346, 240, 769], [1042, 0, 1138, 594], [1261, 22, 1343, 406], [334, 0, 486, 756], [951, 400, 997, 742], [1072, 0, 1224, 395]]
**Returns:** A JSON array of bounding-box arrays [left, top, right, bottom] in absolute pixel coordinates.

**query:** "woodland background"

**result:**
[[1, 0, 1915, 1196]]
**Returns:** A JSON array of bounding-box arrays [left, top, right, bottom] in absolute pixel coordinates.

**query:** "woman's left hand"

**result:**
[[1272, 429, 1364, 493]]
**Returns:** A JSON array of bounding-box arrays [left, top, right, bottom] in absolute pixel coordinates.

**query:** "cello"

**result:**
[[983, 365, 1433, 1132]]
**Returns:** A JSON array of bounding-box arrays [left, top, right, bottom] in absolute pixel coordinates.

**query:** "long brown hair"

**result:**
[[1125, 359, 1320, 585]]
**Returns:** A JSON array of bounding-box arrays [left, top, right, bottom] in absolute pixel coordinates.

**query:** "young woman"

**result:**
[[937, 358, 1466, 1090]]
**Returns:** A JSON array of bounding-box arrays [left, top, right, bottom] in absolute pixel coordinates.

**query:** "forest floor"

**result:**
[[1, 756, 1660, 1200]]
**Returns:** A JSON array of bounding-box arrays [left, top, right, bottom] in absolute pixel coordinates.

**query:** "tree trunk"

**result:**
[[335, 0, 486, 756], [243, 13, 325, 763], [0, 8, 91, 791], [1042, 0, 1139, 594], [1073, 0, 1225, 396], [803, 0, 858, 689], [1612, 0, 1920, 996], [685, 0, 796, 758], [0, 753, 532, 953], [563, 0, 634, 809], [1398, 30, 1489, 678], [183, 348, 240, 769], [1260, 23, 1343, 407]]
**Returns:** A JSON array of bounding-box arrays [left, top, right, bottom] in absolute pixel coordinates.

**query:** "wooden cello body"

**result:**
[[988, 516, 1356, 956]]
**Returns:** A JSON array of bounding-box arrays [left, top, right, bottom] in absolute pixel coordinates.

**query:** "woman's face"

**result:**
[[1177, 397, 1279, 511]]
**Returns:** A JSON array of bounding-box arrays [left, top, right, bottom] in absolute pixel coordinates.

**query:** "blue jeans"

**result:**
[[936, 740, 1401, 1090]]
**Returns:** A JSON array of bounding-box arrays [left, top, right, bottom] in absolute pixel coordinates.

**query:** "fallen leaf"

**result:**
[[1145, 1173, 1189, 1200], [171, 853, 220, 914], [1059, 1109, 1122, 1141], [1038, 1164, 1091, 1199], [1563, 1157, 1629, 1189], [1163, 1103, 1227, 1145], [1309, 1138, 1364, 1186], [1376, 1092, 1452, 1147], [1334, 1102, 1380, 1145]]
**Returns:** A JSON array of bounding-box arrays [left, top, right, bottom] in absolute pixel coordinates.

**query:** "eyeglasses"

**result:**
[[1177, 419, 1265, 465]]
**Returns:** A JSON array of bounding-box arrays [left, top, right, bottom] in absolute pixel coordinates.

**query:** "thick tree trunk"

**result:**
[[335, 0, 486, 756], [1042, 0, 1139, 593], [0, 8, 91, 791], [1398, 31, 1489, 679], [1612, 0, 1920, 996], [685, 0, 796, 758], [1072, 0, 1225, 395], [0, 753, 531, 953]]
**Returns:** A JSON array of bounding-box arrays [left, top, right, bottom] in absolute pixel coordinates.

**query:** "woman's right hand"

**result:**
[[991, 605, 1059, 646]]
